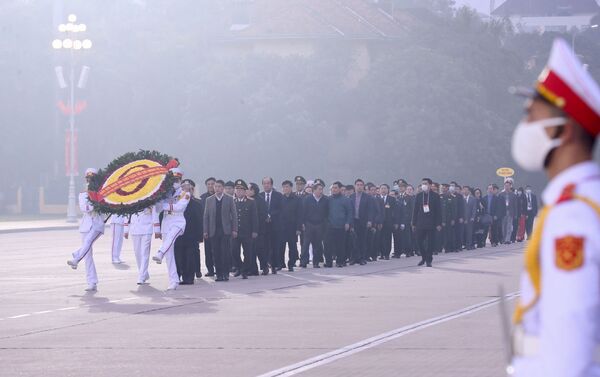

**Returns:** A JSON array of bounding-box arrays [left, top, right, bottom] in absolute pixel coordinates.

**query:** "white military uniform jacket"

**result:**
[[78, 192, 105, 234], [159, 188, 190, 233], [125, 206, 160, 236], [514, 161, 600, 377], [110, 214, 126, 226]]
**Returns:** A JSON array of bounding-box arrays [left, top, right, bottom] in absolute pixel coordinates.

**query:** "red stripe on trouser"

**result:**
[[77, 231, 103, 263], [158, 229, 183, 257]]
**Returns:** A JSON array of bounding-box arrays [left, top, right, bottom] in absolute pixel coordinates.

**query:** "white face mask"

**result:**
[[173, 182, 181, 190], [511, 117, 565, 172], [421, 184, 429, 192], [449, 186, 455, 193]]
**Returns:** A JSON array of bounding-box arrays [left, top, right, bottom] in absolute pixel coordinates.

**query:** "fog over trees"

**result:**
[[1, 0, 599, 212]]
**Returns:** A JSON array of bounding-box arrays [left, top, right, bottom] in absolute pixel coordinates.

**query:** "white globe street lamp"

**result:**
[[52, 14, 92, 223]]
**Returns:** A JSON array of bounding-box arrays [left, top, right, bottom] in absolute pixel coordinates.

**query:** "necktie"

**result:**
[[267, 193, 271, 211]]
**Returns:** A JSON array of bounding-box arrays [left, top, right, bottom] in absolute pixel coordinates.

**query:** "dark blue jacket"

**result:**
[[349, 192, 376, 224], [327, 194, 353, 229]]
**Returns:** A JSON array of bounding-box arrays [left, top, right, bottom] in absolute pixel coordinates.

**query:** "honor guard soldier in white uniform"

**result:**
[[110, 215, 126, 264], [125, 206, 160, 285], [67, 168, 106, 292], [510, 39, 600, 377], [152, 168, 190, 290]]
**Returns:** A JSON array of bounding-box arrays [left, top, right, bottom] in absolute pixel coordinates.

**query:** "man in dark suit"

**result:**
[[482, 184, 498, 246], [367, 183, 383, 262], [325, 181, 353, 267], [281, 180, 302, 271], [231, 180, 258, 279], [394, 181, 413, 257], [452, 182, 465, 251], [378, 184, 397, 260], [174, 179, 204, 284], [200, 177, 216, 276], [203, 180, 238, 282], [498, 180, 517, 244], [440, 183, 457, 252], [300, 181, 329, 268], [247, 182, 266, 275], [349, 179, 375, 265], [523, 185, 538, 240], [412, 178, 442, 267], [462, 186, 477, 250], [259, 177, 283, 274]]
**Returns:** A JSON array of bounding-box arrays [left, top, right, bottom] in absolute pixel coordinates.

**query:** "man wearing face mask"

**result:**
[[411, 178, 442, 267], [509, 38, 600, 377]]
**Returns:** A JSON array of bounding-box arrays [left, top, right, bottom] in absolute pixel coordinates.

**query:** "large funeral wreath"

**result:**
[[87, 150, 179, 216]]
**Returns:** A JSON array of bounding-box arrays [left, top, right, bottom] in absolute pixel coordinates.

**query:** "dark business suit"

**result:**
[[378, 195, 396, 259], [259, 190, 284, 271], [412, 191, 442, 265], [231, 197, 258, 277], [203, 194, 238, 280], [174, 196, 203, 284], [441, 193, 457, 252], [368, 195, 384, 261], [463, 194, 477, 249], [524, 192, 538, 239], [349, 192, 376, 263], [454, 194, 465, 250], [300, 194, 329, 267], [482, 194, 498, 245], [281, 193, 302, 269]]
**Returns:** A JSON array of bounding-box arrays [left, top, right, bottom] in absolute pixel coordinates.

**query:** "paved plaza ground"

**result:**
[[0, 226, 521, 377]]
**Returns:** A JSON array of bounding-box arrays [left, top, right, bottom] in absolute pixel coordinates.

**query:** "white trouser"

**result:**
[[111, 224, 124, 261], [157, 226, 183, 286], [132, 234, 152, 281], [73, 231, 102, 286]]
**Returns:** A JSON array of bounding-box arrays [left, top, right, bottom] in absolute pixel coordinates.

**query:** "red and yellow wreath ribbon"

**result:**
[[89, 159, 178, 205]]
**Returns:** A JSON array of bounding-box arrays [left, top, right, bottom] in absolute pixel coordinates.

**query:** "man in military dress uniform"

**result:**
[[231, 180, 258, 279], [67, 168, 106, 292], [151, 168, 190, 290], [124, 203, 160, 285], [510, 38, 600, 377], [294, 176, 307, 197]]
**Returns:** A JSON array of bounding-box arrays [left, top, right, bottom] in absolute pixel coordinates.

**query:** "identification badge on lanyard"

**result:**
[[423, 204, 430, 213]]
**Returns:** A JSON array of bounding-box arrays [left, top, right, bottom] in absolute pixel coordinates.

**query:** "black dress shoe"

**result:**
[[233, 271, 241, 277], [418, 260, 425, 266], [215, 276, 224, 282], [324, 263, 332, 268], [261, 269, 269, 276], [224, 276, 229, 281], [359, 260, 367, 265], [242, 274, 248, 279], [313, 264, 320, 268], [384, 256, 390, 260], [271, 268, 277, 274], [426, 263, 432, 267], [205, 271, 215, 277], [288, 266, 294, 272], [195, 273, 202, 278], [300, 264, 307, 268], [276, 267, 282, 271], [180, 281, 193, 285], [349, 261, 356, 265]]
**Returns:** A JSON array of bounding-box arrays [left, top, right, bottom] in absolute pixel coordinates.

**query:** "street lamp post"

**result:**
[[52, 14, 92, 223]]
